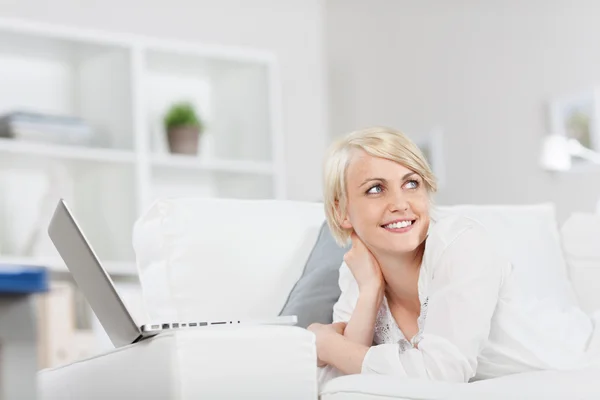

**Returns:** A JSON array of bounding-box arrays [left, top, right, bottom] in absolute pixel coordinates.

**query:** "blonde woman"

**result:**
[[309, 126, 600, 384]]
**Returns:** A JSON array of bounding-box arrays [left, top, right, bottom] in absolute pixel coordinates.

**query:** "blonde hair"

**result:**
[[323, 126, 438, 246]]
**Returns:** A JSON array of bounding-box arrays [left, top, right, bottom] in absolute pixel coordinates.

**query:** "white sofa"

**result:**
[[38, 198, 600, 399]]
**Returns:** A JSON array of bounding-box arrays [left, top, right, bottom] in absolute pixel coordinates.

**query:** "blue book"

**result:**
[[0, 265, 49, 294]]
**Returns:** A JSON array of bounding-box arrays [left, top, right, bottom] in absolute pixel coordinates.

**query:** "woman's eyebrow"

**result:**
[[359, 172, 416, 188], [359, 177, 386, 188]]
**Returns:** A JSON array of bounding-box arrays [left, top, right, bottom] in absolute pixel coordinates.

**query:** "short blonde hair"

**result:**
[[323, 126, 437, 246]]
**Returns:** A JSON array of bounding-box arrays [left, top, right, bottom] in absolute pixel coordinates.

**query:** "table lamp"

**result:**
[[540, 134, 600, 214], [540, 134, 600, 171]]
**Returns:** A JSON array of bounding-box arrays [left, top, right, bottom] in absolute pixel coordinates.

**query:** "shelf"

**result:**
[[0, 138, 136, 164], [145, 48, 273, 162], [152, 154, 274, 175], [0, 256, 138, 277], [0, 26, 134, 150]]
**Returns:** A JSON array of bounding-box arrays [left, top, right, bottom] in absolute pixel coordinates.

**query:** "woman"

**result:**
[[309, 126, 600, 384]]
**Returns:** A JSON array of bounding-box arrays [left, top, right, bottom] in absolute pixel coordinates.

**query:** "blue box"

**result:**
[[0, 265, 49, 294]]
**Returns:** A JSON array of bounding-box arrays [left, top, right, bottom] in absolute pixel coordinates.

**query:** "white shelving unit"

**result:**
[[0, 17, 285, 368], [0, 138, 137, 164], [0, 17, 285, 270]]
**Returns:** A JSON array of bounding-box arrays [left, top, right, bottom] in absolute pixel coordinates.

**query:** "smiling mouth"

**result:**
[[381, 220, 416, 230]]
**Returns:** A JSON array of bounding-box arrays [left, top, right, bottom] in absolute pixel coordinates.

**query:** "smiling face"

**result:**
[[339, 149, 431, 257]]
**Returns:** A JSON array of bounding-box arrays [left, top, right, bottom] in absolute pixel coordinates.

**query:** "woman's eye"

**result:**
[[404, 180, 419, 189], [367, 184, 383, 194]]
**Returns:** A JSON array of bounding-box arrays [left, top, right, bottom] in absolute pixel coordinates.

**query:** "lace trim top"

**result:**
[[373, 289, 429, 352]]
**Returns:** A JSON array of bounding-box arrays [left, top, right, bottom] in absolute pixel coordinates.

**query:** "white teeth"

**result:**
[[385, 220, 413, 229]]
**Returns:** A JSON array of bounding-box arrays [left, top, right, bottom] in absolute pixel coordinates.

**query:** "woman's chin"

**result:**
[[379, 234, 424, 255], [389, 245, 420, 255]]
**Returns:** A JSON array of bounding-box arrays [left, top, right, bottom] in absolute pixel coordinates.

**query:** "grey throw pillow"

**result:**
[[279, 221, 350, 328]]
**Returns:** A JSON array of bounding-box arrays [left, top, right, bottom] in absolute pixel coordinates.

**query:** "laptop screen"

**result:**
[[47, 199, 141, 348]]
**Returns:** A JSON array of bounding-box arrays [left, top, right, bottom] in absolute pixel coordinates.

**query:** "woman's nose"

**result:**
[[387, 190, 409, 212]]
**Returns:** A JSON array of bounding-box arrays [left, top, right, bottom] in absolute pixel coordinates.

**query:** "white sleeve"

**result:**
[[361, 224, 507, 382], [332, 262, 359, 323]]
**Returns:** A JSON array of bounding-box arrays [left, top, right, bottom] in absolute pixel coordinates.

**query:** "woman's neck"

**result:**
[[374, 242, 425, 310]]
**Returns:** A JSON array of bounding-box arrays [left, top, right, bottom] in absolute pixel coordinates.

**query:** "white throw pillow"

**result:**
[[432, 203, 579, 308], [132, 197, 325, 323], [560, 212, 600, 314]]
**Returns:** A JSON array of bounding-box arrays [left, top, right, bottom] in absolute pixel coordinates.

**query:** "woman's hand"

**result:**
[[307, 322, 347, 367], [344, 232, 384, 294]]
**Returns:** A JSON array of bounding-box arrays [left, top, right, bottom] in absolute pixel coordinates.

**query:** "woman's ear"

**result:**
[[340, 218, 352, 229], [335, 200, 353, 230], [340, 213, 352, 230]]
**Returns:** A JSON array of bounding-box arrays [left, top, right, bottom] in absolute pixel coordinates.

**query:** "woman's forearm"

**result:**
[[321, 331, 370, 375], [343, 286, 383, 346]]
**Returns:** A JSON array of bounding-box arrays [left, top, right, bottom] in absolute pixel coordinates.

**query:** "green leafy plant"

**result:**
[[163, 102, 203, 132]]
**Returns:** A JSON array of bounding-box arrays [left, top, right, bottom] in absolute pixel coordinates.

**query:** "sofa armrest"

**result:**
[[38, 325, 318, 400]]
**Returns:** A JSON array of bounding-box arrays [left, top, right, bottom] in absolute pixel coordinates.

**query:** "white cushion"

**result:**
[[133, 197, 325, 323], [321, 374, 460, 400], [321, 367, 600, 400], [560, 213, 600, 314], [432, 203, 578, 308], [38, 325, 318, 400], [447, 367, 600, 400]]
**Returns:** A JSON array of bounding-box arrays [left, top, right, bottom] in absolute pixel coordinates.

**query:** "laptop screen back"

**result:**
[[47, 199, 141, 348]]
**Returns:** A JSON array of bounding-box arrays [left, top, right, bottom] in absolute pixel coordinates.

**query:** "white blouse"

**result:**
[[329, 215, 600, 383]]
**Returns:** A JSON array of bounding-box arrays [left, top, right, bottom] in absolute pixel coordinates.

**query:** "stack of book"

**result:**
[[0, 111, 94, 146], [0, 263, 48, 293]]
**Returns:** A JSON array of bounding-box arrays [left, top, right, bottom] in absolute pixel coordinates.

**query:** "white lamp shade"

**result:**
[[540, 134, 571, 171]]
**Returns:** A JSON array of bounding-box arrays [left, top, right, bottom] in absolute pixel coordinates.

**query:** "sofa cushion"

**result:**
[[560, 212, 600, 314], [320, 366, 600, 400], [320, 374, 460, 400], [38, 326, 318, 400], [432, 203, 579, 308], [279, 221, 349, 328], [447, 367, 600, 400], [132, 197, 325, 323]]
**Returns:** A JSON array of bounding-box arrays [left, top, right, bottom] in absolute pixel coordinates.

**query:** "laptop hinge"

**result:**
[[132, 334, 145, 344], [132, 332, 159, 344]]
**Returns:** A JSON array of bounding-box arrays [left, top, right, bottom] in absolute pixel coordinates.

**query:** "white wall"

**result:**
[[326, 0, 600, 221], [0, 0, 328, 202]]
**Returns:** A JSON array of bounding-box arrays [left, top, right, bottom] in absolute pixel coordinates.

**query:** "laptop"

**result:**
[[47, 199, 297, 348]]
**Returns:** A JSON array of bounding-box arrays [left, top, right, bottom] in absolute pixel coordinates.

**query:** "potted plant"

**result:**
[[163, 102, 204, 155]]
